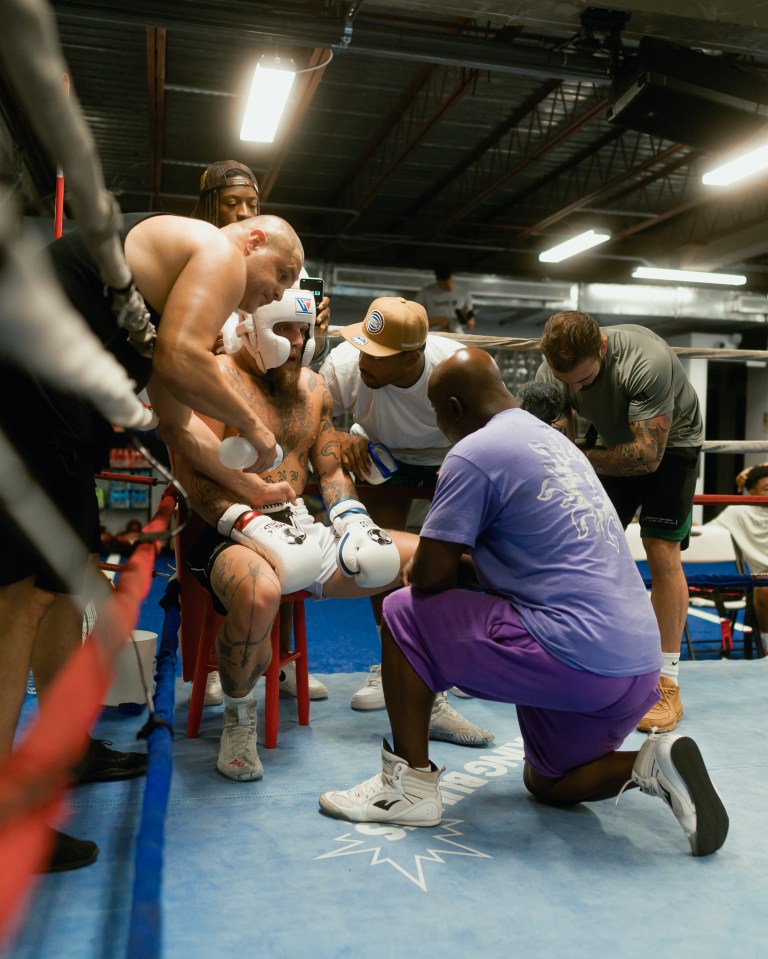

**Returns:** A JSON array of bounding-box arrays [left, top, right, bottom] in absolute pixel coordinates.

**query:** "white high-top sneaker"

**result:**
[[350, 664, 385, 710], [320, 740, 444, 826], [217, 699, 263, 782], [204, 670, 223, 706], [279, 660, 328, 700], [627, 731, 728, 856]]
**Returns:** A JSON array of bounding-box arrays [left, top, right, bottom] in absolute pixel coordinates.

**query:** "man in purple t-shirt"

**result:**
[[319, 348, 728, 858]]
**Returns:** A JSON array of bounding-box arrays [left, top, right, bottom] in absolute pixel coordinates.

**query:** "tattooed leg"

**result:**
[[210, 546, 282, 699]]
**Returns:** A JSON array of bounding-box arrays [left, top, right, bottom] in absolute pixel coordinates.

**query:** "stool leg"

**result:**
[[293, 599, 310, 727], [263, 616, 281, 749], [187, 608, 216, 739]]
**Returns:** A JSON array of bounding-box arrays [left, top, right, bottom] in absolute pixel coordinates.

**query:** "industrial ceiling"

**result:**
[[5, 1, 768, 333]]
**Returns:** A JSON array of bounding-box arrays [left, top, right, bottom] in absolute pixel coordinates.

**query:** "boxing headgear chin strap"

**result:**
[[220, 289, 316, 371]]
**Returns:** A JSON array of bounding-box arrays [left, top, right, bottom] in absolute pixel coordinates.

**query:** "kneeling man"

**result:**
[[320, 348, 728, 858]]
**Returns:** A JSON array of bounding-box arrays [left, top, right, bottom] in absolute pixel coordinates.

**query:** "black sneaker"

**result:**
[[43, 829, 99, 872], [73, 738, 147, 784]]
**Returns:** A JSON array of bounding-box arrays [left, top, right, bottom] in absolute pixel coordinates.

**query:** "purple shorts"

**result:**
[[382, 588, 660, 779]]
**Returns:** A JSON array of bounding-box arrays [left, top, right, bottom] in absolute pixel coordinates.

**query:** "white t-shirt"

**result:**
[[319, 335, 460, 465], [415, 281, 473, 333], [711, 504, 768, 573]]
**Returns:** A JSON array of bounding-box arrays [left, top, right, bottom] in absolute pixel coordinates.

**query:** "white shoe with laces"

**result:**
[[429, 692, 494, 747], [204, 670, 223, 707], [279, 660, 328, 700], [217, 699, 263, 782], [319, 739, 444, 826], [350, 664, 385, 711], [621, 731, 728, 856]]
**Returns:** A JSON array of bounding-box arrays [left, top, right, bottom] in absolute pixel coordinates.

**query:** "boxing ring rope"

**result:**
[[325, 327, 768, 363], [0, 486, 177, 952], [126, 562, 180, 959]]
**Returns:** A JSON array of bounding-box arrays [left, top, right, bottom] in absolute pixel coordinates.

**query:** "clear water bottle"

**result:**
[[349, 424, 398, 484]]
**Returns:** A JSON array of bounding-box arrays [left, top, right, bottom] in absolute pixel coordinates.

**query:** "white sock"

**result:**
[[661, 653, 680, 685], [222, 689, 254, 705]]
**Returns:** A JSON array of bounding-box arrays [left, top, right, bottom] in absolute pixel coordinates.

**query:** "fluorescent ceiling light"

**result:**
[[632, 266, 747, 286], [702, 143, 768, 186], [539, 230, 611, 263], [240, 61, 295, 143]]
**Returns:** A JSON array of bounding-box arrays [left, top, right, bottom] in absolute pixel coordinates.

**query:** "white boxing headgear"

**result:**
[[221, 290, 316, 371]]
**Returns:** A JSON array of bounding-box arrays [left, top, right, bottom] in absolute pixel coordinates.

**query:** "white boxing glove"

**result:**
[[328, 498, 401, 588], [217, 503, 322, 594]]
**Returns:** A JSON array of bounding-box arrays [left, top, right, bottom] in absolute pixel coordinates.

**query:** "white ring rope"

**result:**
[[326, 328, 768, 361], [702, 441, 768, 453]]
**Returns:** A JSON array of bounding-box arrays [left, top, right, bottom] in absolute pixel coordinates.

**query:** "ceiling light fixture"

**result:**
[[240, 58, 296, 143], [702, 142, 768, 186], [240, 49, 334, 144], [539, 229, 611, 263], [632, 266, 747, 286]]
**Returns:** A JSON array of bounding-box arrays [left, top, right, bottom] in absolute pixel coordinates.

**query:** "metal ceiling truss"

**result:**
[[511, 134, 690, 239], [425, 82, 609, 235], [631, 189, 768, 261], [330, 61, 482, 215]]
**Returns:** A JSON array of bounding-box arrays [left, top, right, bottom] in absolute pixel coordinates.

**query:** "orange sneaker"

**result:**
[[637, 676, 684, 733]]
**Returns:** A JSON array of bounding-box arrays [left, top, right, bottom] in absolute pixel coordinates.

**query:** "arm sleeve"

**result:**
[[624, 347, 674, 423]]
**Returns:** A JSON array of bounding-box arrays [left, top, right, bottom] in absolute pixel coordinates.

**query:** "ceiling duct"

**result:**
[[607, 37, 768, 152]]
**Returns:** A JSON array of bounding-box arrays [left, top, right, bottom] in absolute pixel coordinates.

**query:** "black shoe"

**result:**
[[73, 738, 147, 784], [44, 829, 99, 872]]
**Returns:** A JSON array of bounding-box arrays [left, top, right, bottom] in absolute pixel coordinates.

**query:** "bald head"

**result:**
[[222, 214, 303, 260], [222, 215, 304, 313], [428, 347, 516, 443]]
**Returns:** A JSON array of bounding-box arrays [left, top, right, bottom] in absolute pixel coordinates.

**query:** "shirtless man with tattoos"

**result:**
[[536, 311, 704, 734], [173, 289, 415, 781]]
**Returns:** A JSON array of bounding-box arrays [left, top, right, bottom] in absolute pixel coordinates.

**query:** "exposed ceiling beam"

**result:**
[[146, 26, 166, 201], [50, 2, 610, 81]]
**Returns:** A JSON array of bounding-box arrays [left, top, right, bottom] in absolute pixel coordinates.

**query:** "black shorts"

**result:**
[[598, 446, 700, 550], [0, 362, 107, 593], [359, 460, 439, 492], [187, 525, 234, 616], [0, 446, 102, 593]]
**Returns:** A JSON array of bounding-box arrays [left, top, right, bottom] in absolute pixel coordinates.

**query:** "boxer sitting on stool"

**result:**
[[173, 289, 417, 781]]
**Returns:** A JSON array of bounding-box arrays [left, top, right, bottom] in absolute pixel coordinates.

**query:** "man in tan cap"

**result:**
[[319, 297, 494, 746]]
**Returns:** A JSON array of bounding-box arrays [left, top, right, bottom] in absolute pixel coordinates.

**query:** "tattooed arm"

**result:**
[[309, 380, 358, 510], [586, 412, 671, 476]]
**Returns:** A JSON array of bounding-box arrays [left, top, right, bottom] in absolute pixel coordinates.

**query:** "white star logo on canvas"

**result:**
[[314, 818, 492, 891], [315, 740, 525, 891]]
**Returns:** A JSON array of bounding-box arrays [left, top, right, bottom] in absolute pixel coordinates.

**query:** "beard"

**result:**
[[265, 361, 301, 394]]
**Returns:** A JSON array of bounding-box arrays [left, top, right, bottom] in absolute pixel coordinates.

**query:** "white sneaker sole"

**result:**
[[668, 737, 729, 857], [216, 761, 263, 782], [350, 696, 386, 711], [319, 793, 441, 827]]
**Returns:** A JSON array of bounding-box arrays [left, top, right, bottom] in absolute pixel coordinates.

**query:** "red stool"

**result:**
[[175, 508, 311, 748]]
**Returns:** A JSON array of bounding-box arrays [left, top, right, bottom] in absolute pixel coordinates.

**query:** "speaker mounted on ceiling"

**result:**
[[607, 37, 768, 153]]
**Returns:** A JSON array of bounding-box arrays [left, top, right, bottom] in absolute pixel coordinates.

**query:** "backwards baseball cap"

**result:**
[[199, 160, 260, 195], [342, 297, 428, 357]]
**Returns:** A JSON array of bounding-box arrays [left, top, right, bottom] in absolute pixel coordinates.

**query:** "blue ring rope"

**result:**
[[126, 579, 180, 959]]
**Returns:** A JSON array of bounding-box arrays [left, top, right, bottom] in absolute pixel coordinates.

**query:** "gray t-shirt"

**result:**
[[536, 324, 703, 448], [415, 281, 473, 333]]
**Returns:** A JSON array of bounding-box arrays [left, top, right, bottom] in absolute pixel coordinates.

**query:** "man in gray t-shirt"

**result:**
[[537, 311, 703, 736], [415, 262, 476, 333]]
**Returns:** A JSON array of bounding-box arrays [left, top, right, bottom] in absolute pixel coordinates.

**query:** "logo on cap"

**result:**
[[351, 335, 369, 346], [365, 311, 385, 335]]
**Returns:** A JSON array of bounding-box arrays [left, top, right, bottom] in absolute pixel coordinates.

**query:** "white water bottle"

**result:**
[[219, 436, 284, 471]]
